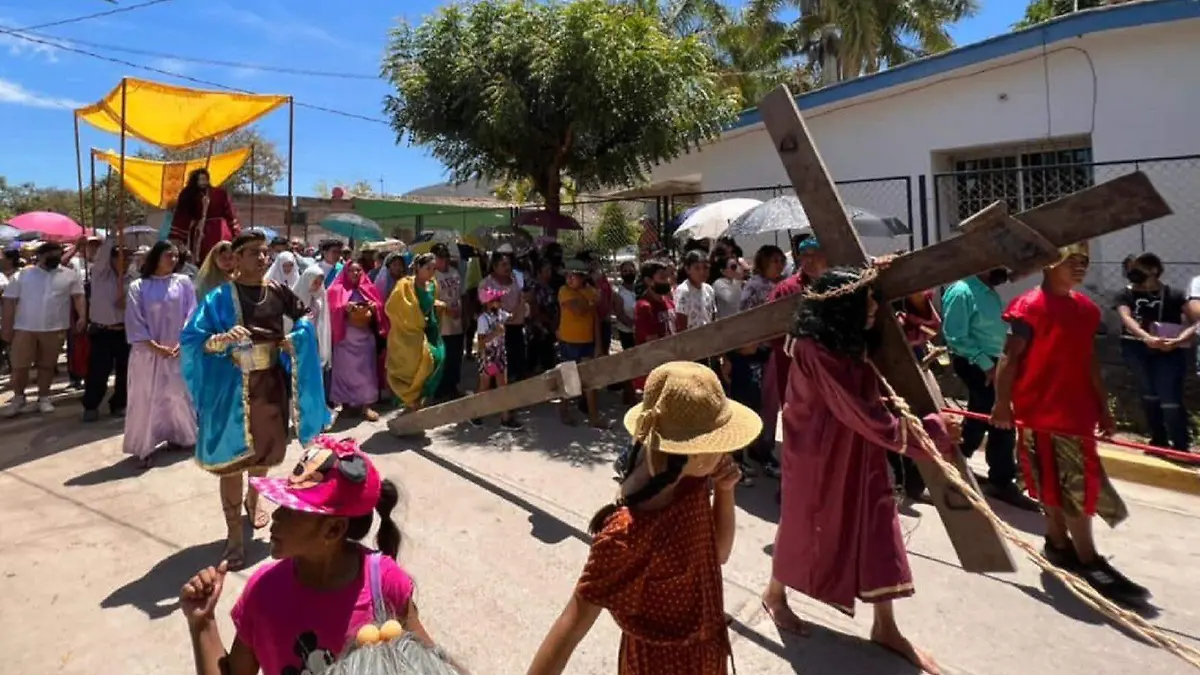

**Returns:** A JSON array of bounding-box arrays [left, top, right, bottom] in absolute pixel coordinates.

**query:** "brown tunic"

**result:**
[[232, 281, 307, 471]]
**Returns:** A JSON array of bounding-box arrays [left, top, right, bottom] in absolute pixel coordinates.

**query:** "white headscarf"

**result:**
[[292, 264, 332, 367], [266, 251, 300, 288]]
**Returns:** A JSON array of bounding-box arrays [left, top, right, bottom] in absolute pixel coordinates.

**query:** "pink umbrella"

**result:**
[[8, 211, 84, 242]]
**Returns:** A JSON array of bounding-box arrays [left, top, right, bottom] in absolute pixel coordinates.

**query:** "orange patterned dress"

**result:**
[[577, 477, 731, 674]]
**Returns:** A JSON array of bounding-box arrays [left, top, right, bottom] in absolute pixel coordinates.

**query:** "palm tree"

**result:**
[[746, 0, 978, 86]]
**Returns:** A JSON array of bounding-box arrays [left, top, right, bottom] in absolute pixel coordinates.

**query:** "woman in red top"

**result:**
[[991, 242, 1148, 605], [632, 260, 675, 391]]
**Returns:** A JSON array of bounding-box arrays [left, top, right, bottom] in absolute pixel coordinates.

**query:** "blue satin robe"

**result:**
[[181, 282, 331, 473]]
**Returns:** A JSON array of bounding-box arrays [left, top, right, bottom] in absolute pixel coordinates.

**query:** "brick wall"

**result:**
[[231, 194, 354, 246]]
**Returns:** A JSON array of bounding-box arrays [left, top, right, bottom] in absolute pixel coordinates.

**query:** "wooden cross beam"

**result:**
[[388, 87, 1170, 571]]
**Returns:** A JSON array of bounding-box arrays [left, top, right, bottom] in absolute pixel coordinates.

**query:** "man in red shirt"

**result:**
[[991, 242, 1148, 604], [633, 260, 675, 391]]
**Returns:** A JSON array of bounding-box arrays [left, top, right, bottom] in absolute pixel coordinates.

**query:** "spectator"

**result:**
[[1116, 252, 1195, 451], [942, 268, 1035, 509], [712, 253, 744, 321], [557, 260, 601, 427], [673, 249, 716, 334], [479, 250, 528, 383], [633, 260, 675, 392], [526, 259, 559, 375], [1, 242, 86, 417], [431, 243, 464, 401], [82, 235, 132, 422]]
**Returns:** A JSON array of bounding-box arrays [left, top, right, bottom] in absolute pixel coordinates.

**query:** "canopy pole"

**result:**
[[286, 97, 295, 242], [204, 138, 215, 168], [89, 151, 97, 235], [117, 77, 128, 277], [73, 115, 85, 230], [104, 166, 113, 229], [249, 143, 256, 233]]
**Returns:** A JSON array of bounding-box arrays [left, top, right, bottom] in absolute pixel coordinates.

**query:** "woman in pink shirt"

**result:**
[[179, 436, 446, 675]]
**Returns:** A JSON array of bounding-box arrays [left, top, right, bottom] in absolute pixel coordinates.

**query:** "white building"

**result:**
[[639, 0, 1200, 294]]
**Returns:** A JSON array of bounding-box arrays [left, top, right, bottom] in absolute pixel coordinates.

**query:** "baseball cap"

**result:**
[[249, 436, 381, 518]]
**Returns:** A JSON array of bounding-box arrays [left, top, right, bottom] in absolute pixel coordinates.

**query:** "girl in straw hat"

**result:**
[[527, 361, 760, 675], [767, 266, 957, 675]]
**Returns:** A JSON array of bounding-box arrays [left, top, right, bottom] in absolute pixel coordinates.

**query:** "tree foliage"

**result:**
[[1013, 0, 1103, 30], [150, 126, 285, 195], [592, 202, 642, 255], [1, 173, 146, 230], [382, 0, 740, 214], [313, 179, 376, 198]]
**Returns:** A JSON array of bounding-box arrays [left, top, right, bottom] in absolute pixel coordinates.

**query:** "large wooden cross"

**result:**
[[390, 85, 1171, 574]]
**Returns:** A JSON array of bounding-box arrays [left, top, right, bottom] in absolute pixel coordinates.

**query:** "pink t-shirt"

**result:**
[[231, 549, 415, 675]]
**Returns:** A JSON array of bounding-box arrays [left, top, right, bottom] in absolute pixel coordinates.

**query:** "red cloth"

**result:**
[[169, 187, 240, 259], [69, 304, 88, 378], [593, 274, 613, 319], [898, 290, 941, 348], [774, 339, 950, 615], [764, 273, 808, 404], [326, 265, 389, 346], [1003, 287, 1104, 513], [633, 295, 675, 390]]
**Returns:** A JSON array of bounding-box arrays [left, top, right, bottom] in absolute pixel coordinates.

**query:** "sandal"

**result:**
[[762, 599, 811, 636], [222, 538, 246, 571], [244, 496, 269, 530]]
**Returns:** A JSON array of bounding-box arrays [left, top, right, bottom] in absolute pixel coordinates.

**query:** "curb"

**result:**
[[1100, 446, 1200, 496]]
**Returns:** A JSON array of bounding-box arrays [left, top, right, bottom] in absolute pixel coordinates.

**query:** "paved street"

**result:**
[[1, 389, 1198, 675]]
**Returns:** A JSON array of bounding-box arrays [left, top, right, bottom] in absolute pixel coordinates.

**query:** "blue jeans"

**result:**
[[1121, 340, 1189, 450]]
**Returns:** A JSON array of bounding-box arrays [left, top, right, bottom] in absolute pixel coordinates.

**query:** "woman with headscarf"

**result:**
[[327, 261, 388, 421], [193, 241, 236, 301], [124, 241, 198, 468], [292, 265, 332, 369], [374, 251, 408, 303], [386, 254, 445, 411], [264, 251, 300, 289]]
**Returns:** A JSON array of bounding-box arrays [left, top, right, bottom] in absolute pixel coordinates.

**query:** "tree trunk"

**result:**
[[543, 169, 562, 239]]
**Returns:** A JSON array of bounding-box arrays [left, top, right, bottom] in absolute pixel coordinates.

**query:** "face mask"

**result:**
[[986, 269, 1009, 286], [651, 282, 672, 296], [1126, 269, 1148, 284], [620, 273, 636, 285], [43, 254, 62, 270]]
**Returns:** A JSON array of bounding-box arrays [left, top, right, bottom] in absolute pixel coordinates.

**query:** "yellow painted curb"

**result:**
[[1100, 446, 1200, 496]]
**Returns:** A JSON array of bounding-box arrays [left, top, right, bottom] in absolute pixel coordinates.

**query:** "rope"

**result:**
[[867, 360, 1200, 670]]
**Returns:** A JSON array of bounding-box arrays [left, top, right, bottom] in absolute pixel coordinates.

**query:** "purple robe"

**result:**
[[330, 289, 379, 407], [123, 274, 198, 459], [774, 338, 950, 616]]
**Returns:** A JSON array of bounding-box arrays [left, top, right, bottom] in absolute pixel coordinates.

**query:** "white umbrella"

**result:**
[[725, 196, 910, 239], [672, 198, 762, 241]]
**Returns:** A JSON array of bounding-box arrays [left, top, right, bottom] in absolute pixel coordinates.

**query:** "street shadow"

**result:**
[[409, 445, 591, 547], [735, 480, 781, 525], [63, 448, 191, 486], [359, 429, 432, 456], [728, 616, 921, 675], [100, 536, 270, 620], [982, 499, 1046, 537], [438, 402, 625, 468], [0, 419, 124, 471]]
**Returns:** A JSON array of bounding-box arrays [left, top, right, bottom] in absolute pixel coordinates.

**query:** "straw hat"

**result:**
[[623, 361, 763, 455]]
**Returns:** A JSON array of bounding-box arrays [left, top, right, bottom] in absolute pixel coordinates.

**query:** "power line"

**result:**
[[0, 27, 391, 126], [19, 28, 379, 80], [15, 0, 175, 32]]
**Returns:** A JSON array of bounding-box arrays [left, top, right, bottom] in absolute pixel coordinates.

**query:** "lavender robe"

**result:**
[[123, 274, 198, 459], [330, 290, 379, 407], [774, 338, 950, 615]]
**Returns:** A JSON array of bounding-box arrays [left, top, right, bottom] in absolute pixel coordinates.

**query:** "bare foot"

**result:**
[[363, 407, 380, 422], [221, 539, 246, 572], [244, 498, 269, 529], [871, 625, 940, 674], [761, 599, 811, 636]]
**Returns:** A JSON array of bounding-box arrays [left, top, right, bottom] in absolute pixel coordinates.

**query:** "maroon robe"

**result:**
[[169, 187, 240, 261], [774, 338, 950, 615]]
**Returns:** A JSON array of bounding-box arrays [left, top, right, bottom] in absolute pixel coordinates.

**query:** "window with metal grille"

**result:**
[[952, 147, 1094, 221]]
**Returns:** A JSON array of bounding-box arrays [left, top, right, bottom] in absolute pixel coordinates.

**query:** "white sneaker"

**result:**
[[0, 397, 24, 418], [37, 399, 55, 414]]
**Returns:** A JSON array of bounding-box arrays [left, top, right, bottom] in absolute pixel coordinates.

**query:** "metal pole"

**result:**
[[73, 115, 86, 228], [104, 166, 113, 229], [249, 143, 256, 231], [89, 151, 97, 234], [286, 97, 295, 241], [117, 78, 128, 274]]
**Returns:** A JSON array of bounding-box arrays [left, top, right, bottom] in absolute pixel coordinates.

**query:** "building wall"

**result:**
[[647, 18, 1200, 290]]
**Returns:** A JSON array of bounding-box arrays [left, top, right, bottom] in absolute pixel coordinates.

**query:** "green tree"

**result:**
[[1013, 0, 1103, 30], [592, 202, 642, 255], [0, 174, 145, 230], [313, 179, 376, 198], [152, 126, 285, 195], [382, 0, 740, 215]]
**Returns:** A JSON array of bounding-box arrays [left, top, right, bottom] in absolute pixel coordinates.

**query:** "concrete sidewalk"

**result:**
[[1, 401, 1198, 674]]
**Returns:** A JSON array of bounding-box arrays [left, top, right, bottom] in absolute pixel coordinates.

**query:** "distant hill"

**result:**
[[402, 179, 500, 201]]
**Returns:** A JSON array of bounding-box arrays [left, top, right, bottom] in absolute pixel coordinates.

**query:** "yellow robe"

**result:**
[[386, 277, 438, 408]]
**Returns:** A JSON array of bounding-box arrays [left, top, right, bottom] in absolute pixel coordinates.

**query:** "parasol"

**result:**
[[468, 225, 535, 255], [725, 196, 910, 239], [8, 211, 85, 242], [672, 199, 762, 241], [318, 213, 384, 242], [513, 210, 581, 231]]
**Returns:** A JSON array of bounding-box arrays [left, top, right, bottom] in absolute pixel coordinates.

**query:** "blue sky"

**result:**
[[1, 0, 1025, 196]]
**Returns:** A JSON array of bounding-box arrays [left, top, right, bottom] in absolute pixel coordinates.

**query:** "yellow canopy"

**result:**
[[92, 146, 252, 209], [76, 78, 288, 150]]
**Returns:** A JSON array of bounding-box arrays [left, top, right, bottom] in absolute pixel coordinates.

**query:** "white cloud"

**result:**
[[0, 27, 67, 63], [153, 57, 189, 75], [206, 1, 370, 57], [0, 78, 83, 109]]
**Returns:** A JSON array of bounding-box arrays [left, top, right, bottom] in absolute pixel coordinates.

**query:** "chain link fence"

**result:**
[[933, 154, 1200, 296]]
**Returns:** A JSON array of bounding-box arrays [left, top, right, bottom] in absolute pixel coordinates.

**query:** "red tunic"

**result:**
[[169, 187, 240, 261], [632, 295, 675, 390], [1002, 287, 1104, 512], [764, 273, 808, 410]]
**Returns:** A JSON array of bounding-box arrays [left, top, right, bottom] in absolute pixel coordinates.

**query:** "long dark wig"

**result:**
[[177, 168, 211, 214], [790, 266, 880, 358], [140, 240, 178, 279]]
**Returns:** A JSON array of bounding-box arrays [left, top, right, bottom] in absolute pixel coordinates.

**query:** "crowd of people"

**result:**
[[0, 215, 1189, 675]]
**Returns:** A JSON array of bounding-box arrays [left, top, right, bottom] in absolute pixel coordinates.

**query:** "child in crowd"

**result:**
[[557, 259, 602, 427], [471, 286, 521, 429], [527, 361, 759, 675], [179, 436, 444, 675], [632, 260, 676, 392]]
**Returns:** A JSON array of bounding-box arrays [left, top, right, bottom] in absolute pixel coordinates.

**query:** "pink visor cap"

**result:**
[[249, 436, 381, 518], [478, 286, 506, 304]]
